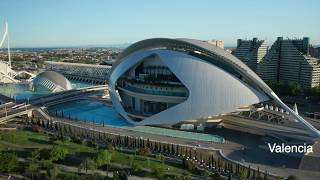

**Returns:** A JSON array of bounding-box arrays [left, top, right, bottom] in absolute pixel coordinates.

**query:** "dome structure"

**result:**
[[109, 38, 320, 139], [31, 71, 72, 92]]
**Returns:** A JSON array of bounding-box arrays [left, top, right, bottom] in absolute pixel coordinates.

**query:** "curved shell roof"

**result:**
[[110, 38, 320, 138], [32, 71, 72, 92], [113, 38, 274, 95]]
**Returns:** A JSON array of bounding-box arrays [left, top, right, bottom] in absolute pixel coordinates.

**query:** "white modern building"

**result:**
[[30, 71, 72, 92], [45, 61, 112, 84], [109, 38, 320, 140]]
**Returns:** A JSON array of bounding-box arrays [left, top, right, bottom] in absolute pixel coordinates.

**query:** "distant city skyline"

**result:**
[[0, 0, 319, 48]]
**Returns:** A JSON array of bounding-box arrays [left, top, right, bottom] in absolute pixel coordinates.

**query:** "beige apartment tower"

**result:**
[[257, 37, 320, 88], [206, 40, 224, 49], [233, 38, 268, 72]]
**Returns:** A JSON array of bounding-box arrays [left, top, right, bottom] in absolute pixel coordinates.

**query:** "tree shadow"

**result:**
[[61, 152, 95, 166], [28, 137, 54, 145], [1, 149, 30, 158]]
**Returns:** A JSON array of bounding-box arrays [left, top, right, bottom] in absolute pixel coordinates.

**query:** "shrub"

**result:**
[[288, 175, 299, 180], [62, 136, 71, 143], [0, 152, 18, 172], [86, 140, 98, 148], [49, 145, 68, 162], [137, 147, 150, 156], [182, 158, 195, 171], [119, 170, 128, 180], [71, 136, 83, 144], [107, 143, 115, 151], [131, 163, 143, 176], [113, 171, 120, 180], [93, 149, 112, 168], [32, 125, 43, 132]]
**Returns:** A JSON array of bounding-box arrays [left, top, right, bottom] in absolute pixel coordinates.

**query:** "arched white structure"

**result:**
[[0, 22, 35, 83], [0, 22, 16, 83], [31, 71, 72, 92], [109, 38, 320, 139], [45, 61, 111, 83]]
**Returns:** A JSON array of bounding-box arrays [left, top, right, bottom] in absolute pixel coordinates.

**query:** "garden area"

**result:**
[[0, 128, 220, 180]]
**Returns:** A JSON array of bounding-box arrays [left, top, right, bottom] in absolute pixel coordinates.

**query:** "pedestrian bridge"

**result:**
[[28, 85, 108, 106], [45, 61, 111, 84], [0, 85, 109, 124]]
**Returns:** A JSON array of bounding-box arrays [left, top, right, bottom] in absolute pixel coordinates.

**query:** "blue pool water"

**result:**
[[49, 100, 224, 143], [47, 100, 224, 143], [0, 83, 46, 100], [48, 100, 131, 127], [0, 81, 93, 101], [0, 82, 224, 143]]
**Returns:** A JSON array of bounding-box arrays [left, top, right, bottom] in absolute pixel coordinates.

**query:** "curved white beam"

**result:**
[[110, 38, 320, 139], [0, 22, 8, 48]]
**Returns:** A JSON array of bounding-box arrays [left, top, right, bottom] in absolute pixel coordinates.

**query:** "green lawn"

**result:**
[[0, 130, 95, 154], [0, 129, 192, 176], [0, 130, 51, 147], [0, 142, 6, 150], [111, 151, 188, 175]]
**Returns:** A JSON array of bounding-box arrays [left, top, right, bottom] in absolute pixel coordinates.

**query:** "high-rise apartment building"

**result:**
[[310, 46, 320, 58], [257, 37, 320, 88], [233, 38, 268, 71], [206, 40, 224, 49]]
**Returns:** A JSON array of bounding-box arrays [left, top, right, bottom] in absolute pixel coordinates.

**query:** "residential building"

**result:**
[[206, 40, 224, 49], [233, 38, 268, 71], [257, 37, 320, 88], [310, 46, 320, 58]]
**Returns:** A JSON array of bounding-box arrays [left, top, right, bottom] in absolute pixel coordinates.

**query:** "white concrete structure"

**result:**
[[0, 22, 16, 83], [31, 71, 72, 92], [0, 22, 35, 83], [109, 38, 320, 139], [45, 61, 111, 83]]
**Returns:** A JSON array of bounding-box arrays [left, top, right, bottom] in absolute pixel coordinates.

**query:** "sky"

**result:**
[[0, 0, 319, 48]]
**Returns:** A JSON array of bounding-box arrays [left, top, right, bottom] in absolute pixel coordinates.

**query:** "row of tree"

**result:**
[[30, 117, 278, 180], [267, 81, 320, 101]]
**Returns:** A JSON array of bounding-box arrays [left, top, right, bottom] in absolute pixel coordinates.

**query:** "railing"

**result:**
[[27, 85, 108, 105], [0, 103, 32, 123], [122, 85, 187, 97]]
